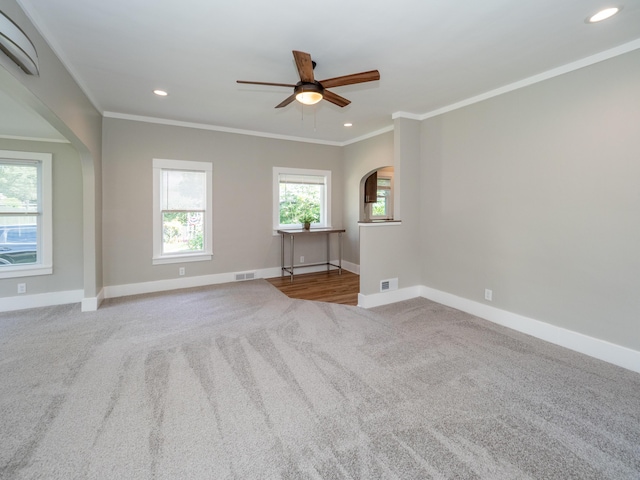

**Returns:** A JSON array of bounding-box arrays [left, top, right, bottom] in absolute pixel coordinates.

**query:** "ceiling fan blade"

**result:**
[[322, 90, 351, 108], [319, 70, 380, 89], [292, 50, 315, 83], [275, 93, 297, 108], [237, 80, 296, 88]]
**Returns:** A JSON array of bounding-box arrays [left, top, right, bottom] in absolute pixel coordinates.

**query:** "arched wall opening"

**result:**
[[0, 66, 99, 307], [359, 166, 394, 222]]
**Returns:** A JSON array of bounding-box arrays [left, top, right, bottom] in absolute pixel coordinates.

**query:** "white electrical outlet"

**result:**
[[17, 283, 26, 294], [179, 267, 185, 276], [485, 289, 493, 301], [300, 256, 304, 263]]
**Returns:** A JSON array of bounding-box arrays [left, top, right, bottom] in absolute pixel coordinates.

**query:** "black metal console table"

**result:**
[[277, 228, 345, 282]]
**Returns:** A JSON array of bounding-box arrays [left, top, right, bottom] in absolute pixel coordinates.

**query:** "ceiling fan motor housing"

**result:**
[[294, 81, 324, 96]]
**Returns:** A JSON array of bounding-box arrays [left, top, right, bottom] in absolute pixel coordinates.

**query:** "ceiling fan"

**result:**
[[237, 50, 380, 108]]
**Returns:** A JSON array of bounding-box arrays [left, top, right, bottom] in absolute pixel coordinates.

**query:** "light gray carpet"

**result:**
[[0, 280, 639, 479]]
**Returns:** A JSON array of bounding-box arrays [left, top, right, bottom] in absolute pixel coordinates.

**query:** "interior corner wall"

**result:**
[[342, 131, 394, 266], [101, 117, 343, 288], [420, 48, 640, 351]]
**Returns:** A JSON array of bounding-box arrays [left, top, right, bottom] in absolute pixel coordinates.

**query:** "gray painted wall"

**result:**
[[342, 131, 393, 266], [359, 118, 422, 295], [102, 118, 343, 286], [0, 139, 84, 296], [420, 49, 640, 351]]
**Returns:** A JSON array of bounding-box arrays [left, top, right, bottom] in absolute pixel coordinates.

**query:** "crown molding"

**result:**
[[341, 125, 394, 146], [391, 111, 422, 121], [103, 111, 352, 146], [394, 38, 640, 122], [0, 134, 69, 143]]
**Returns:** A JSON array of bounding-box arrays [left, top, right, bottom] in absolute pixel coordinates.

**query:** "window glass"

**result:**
[[0, 152, 52, 277], [273, 167, 331, 230], [162, 211, 204, 254], [279, 175, 323, 226], [153, 159, 212, 265], [371, 175, 393, 219], [160, 170, 206, 254]]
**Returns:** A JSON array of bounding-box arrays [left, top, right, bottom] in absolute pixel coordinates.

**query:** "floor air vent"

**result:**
[[235, 272, 256, 281]]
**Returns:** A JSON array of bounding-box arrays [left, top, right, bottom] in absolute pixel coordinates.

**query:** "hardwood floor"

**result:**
[[266, 270, 360, 306]]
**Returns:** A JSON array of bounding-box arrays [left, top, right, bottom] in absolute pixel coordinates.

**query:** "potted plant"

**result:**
[[300, 212, 318, 230]]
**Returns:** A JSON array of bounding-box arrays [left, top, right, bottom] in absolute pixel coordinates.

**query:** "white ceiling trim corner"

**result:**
[[391, 112, 423, 121], [341, 125, 395, 147]]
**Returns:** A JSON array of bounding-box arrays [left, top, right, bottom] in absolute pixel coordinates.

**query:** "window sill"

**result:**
[[152, 253, 212, 265], [0, 264, 53, 279], [358, 220, 403, 227]]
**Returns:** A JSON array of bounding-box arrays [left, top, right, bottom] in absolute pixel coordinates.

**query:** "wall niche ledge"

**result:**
[[358, 220, 402, 227]]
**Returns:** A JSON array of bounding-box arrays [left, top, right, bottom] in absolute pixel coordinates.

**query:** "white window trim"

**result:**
[[0, 150, 52, 279], [273, 166, 331, 232], [152, 158, 213, 265]]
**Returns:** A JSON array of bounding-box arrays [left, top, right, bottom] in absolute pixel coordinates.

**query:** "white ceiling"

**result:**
[[9, 0, 640, 144]]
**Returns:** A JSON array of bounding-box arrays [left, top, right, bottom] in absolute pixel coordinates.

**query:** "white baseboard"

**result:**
[[267, 260, 359, 277], [358, 284, 640, 374], [358, 286, 422, 308], [81, 288, 104, 312], [0, 261, 361, 313], [419, 286, 640, 375], [0, 289, 84, 312], [342, 260, 360, 275], [103, 271, 239, 298], [103, 262, 355, 299]]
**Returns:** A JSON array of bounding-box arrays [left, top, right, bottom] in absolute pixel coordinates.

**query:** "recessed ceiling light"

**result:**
[[587, 7, 621, 23], [344, 123, 353, 127], [153, 89, 168, 96]]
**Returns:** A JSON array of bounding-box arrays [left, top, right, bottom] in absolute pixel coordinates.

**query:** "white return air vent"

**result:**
[[380, 278, 398, 292], [234, 271, 256, 281]]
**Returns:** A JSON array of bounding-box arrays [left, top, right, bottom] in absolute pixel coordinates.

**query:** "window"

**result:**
[[371, 175, 393, 219], [0, 150, 52, 279], [273, 167, 331, 230], [152, 159, 212, 265]]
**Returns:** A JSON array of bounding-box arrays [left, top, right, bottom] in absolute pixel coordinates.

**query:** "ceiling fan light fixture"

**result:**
[[296, 91, 323, 105], [294, 83, 323, 105]]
